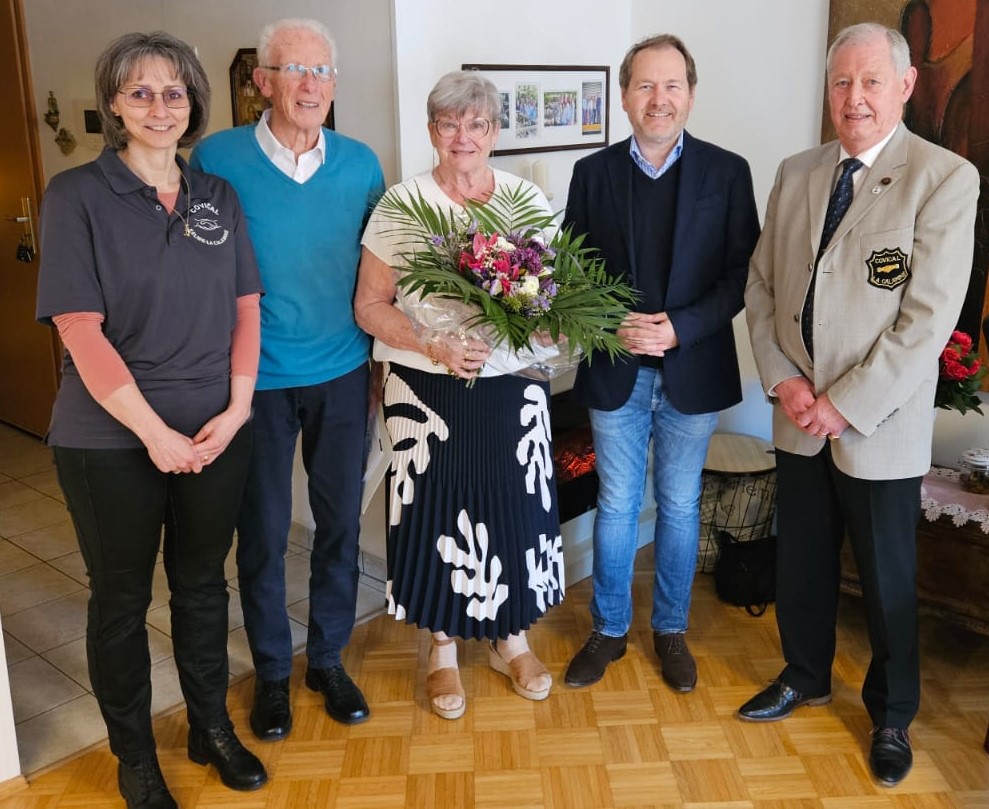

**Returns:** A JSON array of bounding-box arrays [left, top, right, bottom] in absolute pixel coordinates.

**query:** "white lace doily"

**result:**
[[922, 467, 989, 534]]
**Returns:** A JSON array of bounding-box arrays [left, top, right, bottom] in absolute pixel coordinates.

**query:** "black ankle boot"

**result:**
[[117, 754, 177, 809], [188, 723, 267, 791]]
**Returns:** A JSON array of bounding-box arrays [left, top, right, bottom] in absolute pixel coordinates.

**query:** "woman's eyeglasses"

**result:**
[[117, 86, 191, 109], [432, 118, 491, 138]]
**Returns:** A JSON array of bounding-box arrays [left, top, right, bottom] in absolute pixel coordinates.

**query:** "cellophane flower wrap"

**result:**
[[375, 182, 636, 380], [934, 330, 987, 415]]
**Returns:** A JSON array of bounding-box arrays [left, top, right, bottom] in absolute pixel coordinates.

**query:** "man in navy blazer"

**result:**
[[563, 34, 760, 692]]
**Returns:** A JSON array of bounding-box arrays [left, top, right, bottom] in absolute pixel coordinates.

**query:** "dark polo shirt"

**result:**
[[36, 148, 262, 448]]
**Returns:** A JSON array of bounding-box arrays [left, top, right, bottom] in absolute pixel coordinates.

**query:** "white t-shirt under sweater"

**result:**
[[361, 169, 560, 377]]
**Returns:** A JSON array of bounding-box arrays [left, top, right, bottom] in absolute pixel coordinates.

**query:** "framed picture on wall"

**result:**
[[229, 48, 335, 129], [461, 64, 609, 156]]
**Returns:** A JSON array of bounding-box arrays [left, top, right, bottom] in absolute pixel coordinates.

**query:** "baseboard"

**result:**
[[0, 775, 28, 800]]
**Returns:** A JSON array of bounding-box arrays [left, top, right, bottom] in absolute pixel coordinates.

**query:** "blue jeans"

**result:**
[[588, 367, 717, 637], [236, 364, 368, 680]]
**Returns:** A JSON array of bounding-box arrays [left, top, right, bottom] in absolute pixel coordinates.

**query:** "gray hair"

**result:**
[[827, 22, 911, 77], [257, 18, 337, 67], [95, 31, 210, 151], [427, 71, 501, 123], [619, 34, 697, 91]]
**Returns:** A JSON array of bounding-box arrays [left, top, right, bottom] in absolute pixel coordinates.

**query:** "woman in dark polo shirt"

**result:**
[[36, 32, 266, 808]]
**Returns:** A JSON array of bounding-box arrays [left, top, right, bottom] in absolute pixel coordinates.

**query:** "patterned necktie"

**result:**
[[801, 157, 863, 359]]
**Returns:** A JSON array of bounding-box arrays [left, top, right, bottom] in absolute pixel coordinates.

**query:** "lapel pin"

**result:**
[[871, 177, 892, 194]]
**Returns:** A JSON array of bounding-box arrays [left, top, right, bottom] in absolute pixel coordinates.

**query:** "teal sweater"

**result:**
[[191, 125, 384, 390]]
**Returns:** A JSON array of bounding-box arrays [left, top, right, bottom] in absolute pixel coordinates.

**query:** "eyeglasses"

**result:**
[[261, 63, 338, 82], [117, 86, 191, 109], [432, 118, 491, 138]]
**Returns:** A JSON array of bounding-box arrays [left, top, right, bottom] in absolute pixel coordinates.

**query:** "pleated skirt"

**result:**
[[382, 363, 565, 640]]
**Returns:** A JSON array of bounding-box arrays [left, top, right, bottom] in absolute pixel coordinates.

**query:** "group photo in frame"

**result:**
[[229, 47, 335, 129], [461, 63, 609, 156]]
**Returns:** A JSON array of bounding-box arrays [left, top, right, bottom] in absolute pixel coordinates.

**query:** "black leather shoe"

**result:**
[[117, 754, 177, 809], [737, 678, 831, 722], [869, 727, 912, 786], [188, 723, 267, 791], [653, 632, 697, 692], [250, 677, 292, 741], [564, 631, 628, 688], [305, 665, 370, 725]]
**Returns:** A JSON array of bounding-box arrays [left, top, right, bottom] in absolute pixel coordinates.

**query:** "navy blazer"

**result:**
[[565, 132, 760, 414]]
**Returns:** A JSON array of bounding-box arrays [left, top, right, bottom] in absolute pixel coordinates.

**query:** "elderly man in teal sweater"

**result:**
[[191, 16, 383, 742]]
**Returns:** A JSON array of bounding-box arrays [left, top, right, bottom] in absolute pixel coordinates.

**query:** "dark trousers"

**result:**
[[53, 424, 252, 761], [236, 364, 368, 680], [775, 444, 922, 729]]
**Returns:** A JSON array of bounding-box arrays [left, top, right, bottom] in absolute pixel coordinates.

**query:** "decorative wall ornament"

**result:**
[[43, 90, 59, 131]]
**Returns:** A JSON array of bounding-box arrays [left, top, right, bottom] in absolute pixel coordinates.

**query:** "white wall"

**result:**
[[22, 0, 399, 185], [392, 0, 634, 209]]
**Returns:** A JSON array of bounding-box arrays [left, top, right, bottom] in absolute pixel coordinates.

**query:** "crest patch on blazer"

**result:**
[[865, 247, 909, 290]]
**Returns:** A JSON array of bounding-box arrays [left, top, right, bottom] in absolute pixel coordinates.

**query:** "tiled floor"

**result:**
[[0, 422, 388, 775]]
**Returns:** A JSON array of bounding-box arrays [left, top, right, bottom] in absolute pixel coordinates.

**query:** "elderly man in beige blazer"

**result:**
[[742, 22, 979, 788]]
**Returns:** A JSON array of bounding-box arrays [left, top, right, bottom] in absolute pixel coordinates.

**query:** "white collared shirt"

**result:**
[[839, 123, 899, 193], [254, 109, 326, 183]]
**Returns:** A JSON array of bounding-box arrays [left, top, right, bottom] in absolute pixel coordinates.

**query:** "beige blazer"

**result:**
[[746, 125, 979, 480]]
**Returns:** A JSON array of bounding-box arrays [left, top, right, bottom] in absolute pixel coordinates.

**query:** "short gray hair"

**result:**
[[95, 31, 210, 151], [827, 22, 911, 77], [257, 18, 337, 68], [427, 71, 501, 123]]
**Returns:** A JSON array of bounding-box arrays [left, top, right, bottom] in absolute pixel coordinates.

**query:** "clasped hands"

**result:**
[[145, 407, 249, 474], [775, 376, 848, 440], [618, 312, 678, 356]]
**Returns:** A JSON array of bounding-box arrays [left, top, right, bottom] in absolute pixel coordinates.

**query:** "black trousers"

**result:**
[[53, 424, 252, 761], [774, 444, 921, 729]]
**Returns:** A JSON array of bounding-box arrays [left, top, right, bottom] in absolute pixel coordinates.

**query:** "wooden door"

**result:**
[[0, 0, 59, 437]]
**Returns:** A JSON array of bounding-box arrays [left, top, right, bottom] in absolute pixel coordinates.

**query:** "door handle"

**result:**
[[3, 198, 36, 256]]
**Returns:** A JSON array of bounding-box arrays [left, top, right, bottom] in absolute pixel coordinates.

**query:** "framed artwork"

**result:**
[[229, 48, 335, 129], [460, 64, 609, 156], [826, 0, 989, 380]]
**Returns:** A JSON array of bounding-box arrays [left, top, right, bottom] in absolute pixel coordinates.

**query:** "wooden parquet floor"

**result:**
[[3, 545, 988, 808]]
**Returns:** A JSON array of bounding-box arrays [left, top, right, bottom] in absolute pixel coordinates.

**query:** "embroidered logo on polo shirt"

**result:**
[[187, 201, 229, 246], [865, 247, 909, 290]]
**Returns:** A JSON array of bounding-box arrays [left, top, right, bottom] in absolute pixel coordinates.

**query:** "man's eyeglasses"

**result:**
[[117, 86, 191, 109], [432, 118, 492, 138], [261, 63, 338, 82]]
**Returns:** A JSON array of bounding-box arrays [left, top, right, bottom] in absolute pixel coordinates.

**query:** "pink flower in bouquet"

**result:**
[[456, 229, 557, 317]]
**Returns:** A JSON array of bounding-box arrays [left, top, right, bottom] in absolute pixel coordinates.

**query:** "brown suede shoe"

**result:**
[[564, 631, 627, 687], [653, 632, 697, 692]]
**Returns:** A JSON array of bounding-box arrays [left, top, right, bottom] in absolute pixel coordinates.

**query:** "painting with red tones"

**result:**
[[827, 0, 989, 388]]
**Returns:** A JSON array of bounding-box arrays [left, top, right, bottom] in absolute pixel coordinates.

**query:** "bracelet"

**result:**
[[425, 339, 439, 366]]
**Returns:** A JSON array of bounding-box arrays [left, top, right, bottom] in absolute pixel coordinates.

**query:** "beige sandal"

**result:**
[[488, 641, 552, 701], [426, 638, 465, 720]]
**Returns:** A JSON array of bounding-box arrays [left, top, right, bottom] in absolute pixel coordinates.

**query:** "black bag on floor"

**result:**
[[713, 531, 776, 616]]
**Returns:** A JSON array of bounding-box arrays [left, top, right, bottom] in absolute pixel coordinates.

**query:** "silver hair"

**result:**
[[257, 18, 337, 67], [826, 22, 911, 77], [427, 71, 501, 123], [94, 31, 210, 151]]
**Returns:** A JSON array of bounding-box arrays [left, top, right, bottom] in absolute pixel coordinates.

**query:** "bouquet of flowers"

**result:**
[[934, 330, 987, 415], [375, 182, 636, 378]]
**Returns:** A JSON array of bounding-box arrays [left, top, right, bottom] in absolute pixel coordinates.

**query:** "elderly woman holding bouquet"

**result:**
[[355, 71, 568, 720]]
